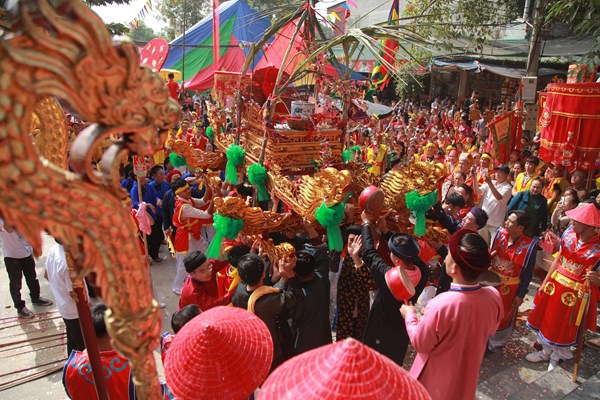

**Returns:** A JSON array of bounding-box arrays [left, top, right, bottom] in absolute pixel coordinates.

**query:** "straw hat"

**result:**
[[164, 306, 273, 400], [566, 203, 600, 228], [257, 338, 431, 400]]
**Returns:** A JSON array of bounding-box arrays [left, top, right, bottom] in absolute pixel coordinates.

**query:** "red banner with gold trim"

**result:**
[[539, 83, 600, 171], [486, 110, 522, 164]]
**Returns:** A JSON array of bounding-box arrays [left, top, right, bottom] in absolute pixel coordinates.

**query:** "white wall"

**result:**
[[345, 0, 414, 29]]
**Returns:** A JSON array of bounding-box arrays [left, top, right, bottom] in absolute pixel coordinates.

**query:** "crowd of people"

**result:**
[[3, 87, 600, 399]]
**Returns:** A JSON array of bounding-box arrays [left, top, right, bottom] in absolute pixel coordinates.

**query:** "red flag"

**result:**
[[371, 0, 400, 90], [213, 0, 220, 68]]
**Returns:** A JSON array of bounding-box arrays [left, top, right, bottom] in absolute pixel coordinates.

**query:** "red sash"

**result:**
[[490, 229, 537, 329]]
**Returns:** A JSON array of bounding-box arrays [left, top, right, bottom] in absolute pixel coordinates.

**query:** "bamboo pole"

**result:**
[[234, 7, 307, 145]]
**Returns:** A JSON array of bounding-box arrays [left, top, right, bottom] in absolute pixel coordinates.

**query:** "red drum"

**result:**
[[359, 186, 385, 214], [385, 267, 416, 301]]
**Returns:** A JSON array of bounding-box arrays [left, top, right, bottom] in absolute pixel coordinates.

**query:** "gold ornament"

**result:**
[[268, 166, 352, 222], [212, 196, 303, 236], [544, 282, 556, 296], [561, 291, 577, 307], [167, 138, 224, 170], [260, 239, 296, 264]]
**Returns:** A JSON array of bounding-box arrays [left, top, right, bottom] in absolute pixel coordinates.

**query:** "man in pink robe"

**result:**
[[401, 229, 502, 400]]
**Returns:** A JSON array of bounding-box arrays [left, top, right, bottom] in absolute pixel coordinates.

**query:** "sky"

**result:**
[[92, 0, 166, 31]]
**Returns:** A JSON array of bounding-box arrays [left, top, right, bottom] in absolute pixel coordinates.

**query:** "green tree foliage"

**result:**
[[82, 0, 131, 36], [156, 0, 210, 41], [403, 0, 522, 52], [130, 21, 158, 43], [546, 0, 600, 37], [545, 0, 599, 61], [106, 22, 131, 36]]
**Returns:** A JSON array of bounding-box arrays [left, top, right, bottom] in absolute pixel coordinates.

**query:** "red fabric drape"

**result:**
[[539, 83, 600, 171]]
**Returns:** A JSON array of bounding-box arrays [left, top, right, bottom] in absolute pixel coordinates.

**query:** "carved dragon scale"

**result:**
[[1, 1, 179, 398]]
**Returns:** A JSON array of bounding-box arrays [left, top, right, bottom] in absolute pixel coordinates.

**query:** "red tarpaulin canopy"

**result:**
[[539, 82, 600, 171], [184, 36, 246, 92], [255, 19, 364, 85]]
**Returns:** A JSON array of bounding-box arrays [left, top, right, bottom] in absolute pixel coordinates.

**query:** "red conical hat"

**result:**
[[257, 338, 431, 400], [566, 203, 600, 228], [164, 306, 273, 400]]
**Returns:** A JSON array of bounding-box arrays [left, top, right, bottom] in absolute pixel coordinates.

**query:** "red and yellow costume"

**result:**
[[490, 229, 539, 330], [544, 176, 569, 212], [514, 172, 540, 193], [527, 226, 600, 346], [172, 197, 211, 254], [365, 144, 387, 176]]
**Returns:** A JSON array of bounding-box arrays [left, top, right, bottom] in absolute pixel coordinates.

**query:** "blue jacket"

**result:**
[[130, 181, 159, 220]]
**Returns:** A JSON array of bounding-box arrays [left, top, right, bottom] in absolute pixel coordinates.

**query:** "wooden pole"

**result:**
[[572, 286, 590, 383], [65, 251, 109, 400], [181, 0, 187, 102], [137, 173, 150, 260]]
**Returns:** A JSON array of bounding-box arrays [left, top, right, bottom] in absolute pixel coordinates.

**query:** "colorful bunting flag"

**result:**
[[130, 0, 154, 30], [371, 0, 399, 90]]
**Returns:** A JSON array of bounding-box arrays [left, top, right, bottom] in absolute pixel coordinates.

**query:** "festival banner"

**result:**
[[486, 111, 520, 164], [133, 156, 147, 177], [370, 0, 399, 90]]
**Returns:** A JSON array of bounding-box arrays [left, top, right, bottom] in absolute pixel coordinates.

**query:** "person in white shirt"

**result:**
[[45, 243, 85, 355], [0, 220, 53, 318], [475, 164, 514, 245]]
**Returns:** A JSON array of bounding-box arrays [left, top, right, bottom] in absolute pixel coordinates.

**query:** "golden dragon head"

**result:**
[[5, 0, 180, 155]]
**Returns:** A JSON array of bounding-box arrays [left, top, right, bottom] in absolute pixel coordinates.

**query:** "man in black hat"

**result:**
[[359, 211, 430, 366], [178, 251, 232, 311]]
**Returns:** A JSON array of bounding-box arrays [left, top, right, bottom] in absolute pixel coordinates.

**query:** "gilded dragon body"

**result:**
[[0, 1, 179, 398]]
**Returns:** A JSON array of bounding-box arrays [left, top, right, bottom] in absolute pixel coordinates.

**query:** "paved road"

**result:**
[[1, 234, 599, 399]]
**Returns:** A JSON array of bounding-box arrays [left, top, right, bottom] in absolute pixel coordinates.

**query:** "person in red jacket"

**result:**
[[63, 304, 133, 400], [166, 72, 179, 101], [178, 251, 232, 311]]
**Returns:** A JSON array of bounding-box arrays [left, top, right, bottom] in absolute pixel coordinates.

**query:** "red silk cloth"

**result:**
[[539, 83, 600, 171]]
